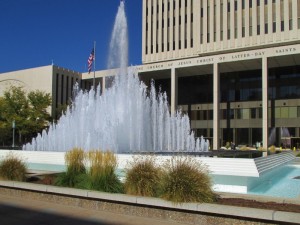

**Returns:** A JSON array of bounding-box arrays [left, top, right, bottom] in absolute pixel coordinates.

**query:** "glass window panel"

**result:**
[[251, 108, 256, 119], [281, 107, 289, 118], [258, 108, 263, 118], [191, 110, 197, 120], [236, 109, 242, 119], [275, 107, 281, 118], [242, 109, 250, 119], [289, 107, 297, 118], [208, 110, 213, 120]]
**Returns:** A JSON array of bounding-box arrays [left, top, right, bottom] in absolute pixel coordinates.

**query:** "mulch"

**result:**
[[217, 198, 300, 213], [30, 175, 300, 213]]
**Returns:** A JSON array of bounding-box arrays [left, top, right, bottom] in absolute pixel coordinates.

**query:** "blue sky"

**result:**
[[0, 0, 142, 73]]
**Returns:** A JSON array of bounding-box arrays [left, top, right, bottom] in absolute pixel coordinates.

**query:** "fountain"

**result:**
[[23, 1, 209, 153]]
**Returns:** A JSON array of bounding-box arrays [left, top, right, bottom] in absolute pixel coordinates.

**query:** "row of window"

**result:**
[[145, 0, 300, 54], [190, 106, 300, 121], [146, 0, 278, 16]]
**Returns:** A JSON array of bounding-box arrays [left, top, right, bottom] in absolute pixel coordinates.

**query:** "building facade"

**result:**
[[0, 65, 90, 118], [138, 0, 300, 149]]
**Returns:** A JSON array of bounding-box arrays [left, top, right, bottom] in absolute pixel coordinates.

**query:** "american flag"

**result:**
[[87, 48, 94, 73]]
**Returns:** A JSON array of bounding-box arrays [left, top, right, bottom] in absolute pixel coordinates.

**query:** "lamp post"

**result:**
[[12, 120, 15, 148]]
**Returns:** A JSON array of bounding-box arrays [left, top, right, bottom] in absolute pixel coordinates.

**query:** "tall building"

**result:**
[[136, 0, 300, 149]]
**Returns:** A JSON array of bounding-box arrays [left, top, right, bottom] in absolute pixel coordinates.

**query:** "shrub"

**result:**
[[160, 156, 216, 204], [225, 142, 230, 149], [124, 156, 161, 197], [87, 150, 123, 193], [0, 152, 27, 181], [269, 145, 276, 153], [55, 148, 87, 187]]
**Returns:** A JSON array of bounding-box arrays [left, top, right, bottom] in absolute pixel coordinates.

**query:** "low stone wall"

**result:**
[[1, 181, 299, 225]]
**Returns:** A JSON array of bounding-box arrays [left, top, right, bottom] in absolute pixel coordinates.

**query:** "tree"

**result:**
[[0, 97, 11, 146], [0, 86, 52, 146]]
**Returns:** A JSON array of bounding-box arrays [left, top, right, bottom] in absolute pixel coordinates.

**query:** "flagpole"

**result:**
[[93, 41, 96, 90]]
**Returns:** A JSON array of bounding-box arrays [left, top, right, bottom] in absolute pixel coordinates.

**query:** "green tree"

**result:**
[[27, 90, 52, 135], [0, 86, 52, 146], [0, 97, 11, 146]]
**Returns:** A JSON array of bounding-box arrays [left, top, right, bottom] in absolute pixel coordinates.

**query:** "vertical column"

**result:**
[[209, 0, 214, 51], [260, 0, 265, 43], [102, 76, 106, 94], [237, 0, 242, 46], [213, 63, 220, 150], [180, 0, 185, 55], [292, 0, 298, 39], [284, 0, 289, 39], [223, 0, 228, 49], [268, 0, 273, 42], [186, 0, 191, 55], [175, 0, 180, 57], [153, 0, 157, 61], [230, 0, 235, 48], [245, 0, 250, 45], [276, 0, 281, 40], [216, 0, 221, 49], [193, 0, 201, 54], [171, 67, 178, 115], [203, 0, 208, 52], [170, 0, 174, 58], [163, 0, 168, 59], [142, 0, 147, 62], [262, 57, 269, 150], [252, 0, 257, 44], [147, 0, 152, 61], [157, 0, 162, 60]]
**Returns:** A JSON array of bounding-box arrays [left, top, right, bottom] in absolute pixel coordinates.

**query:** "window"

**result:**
[[251, 108, 256, 119], [56, 73, 59, 108], [289, 107, 297, 118], [221, 109, 227, 120], [281, 107, 289, 118], [258, 108, 263, 118], [236, 109, 242, 119], [191, 110, 197, 120], [208, 110, 213, 120], [61, 75, 64, 104]]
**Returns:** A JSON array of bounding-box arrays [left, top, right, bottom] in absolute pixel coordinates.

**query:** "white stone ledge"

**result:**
[[87, 191, 137, 204], [46, 186, 88, 197], [1, 181, 300, 224], [273, 211, 300, 224], [14, 182, 48, 192]]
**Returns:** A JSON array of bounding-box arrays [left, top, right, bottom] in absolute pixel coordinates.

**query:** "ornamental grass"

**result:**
[[55, 148, 88, 188], [0, 152, 27, 181], [87, 150, 123, 193], [160, 156, 216, 204], [124, 156, 162, 197]]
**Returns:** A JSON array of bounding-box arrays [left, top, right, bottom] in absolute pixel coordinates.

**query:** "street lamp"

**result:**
[[12, 120, 15, 148]]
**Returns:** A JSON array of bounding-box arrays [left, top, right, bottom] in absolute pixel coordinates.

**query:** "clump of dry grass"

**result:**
[[0, 152, 27, 181], [160, 156, 216, 204], [65, 147, 86, 174], [87, 150, 122, 193], [124, 156, 161, 197], [55, 148, 87, 188]]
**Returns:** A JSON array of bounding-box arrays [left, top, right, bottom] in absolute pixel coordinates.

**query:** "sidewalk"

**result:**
[[0, 194, 184, 225]]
